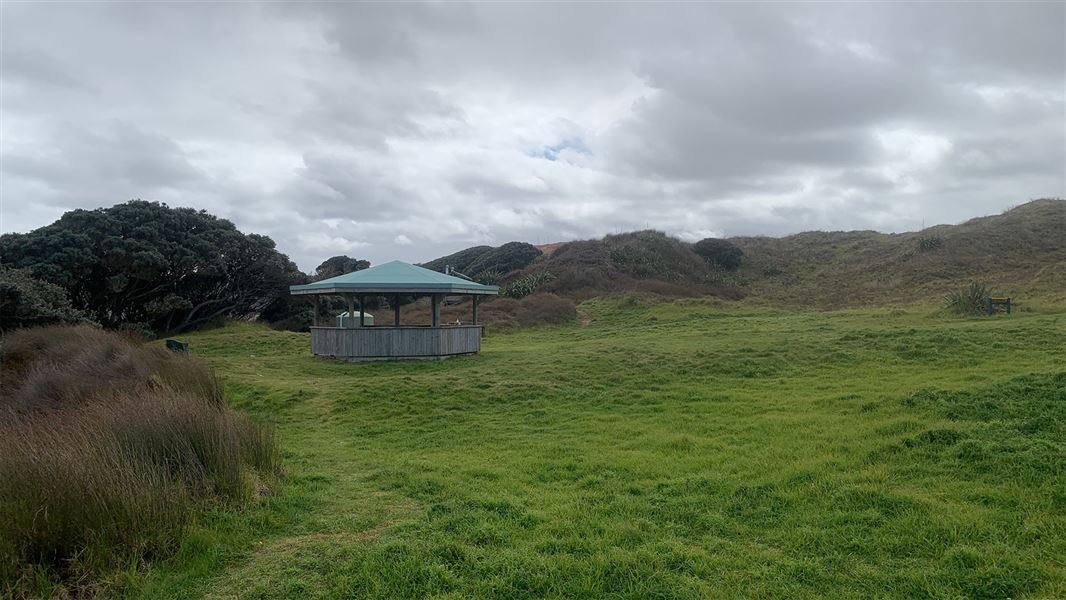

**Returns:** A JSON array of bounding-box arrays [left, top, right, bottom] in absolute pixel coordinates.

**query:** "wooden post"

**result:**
[[431, 294, 440, 327], [472, 295, 479, 325], [346, 294, 355, 328], [359, 296, 366, 327], [312, 295, 320, 327], [393, 295, 401, 326]]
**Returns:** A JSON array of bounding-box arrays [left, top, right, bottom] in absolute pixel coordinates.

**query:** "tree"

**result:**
[[421, 243, 542, 282], [313, 256, 370, 281], [0, 201, 303, 335], [420, 245, 494, 274], [692, 238, 744, 271], [0, 267, 93, 332], [261, 256, 372, 332], [464, 242, 542, 281]]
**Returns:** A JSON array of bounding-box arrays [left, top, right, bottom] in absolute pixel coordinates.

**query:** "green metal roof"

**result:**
[[289, 260, 499, 296]]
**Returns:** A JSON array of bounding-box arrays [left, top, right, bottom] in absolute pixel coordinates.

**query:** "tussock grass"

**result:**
[[0, 326, 278, 597]]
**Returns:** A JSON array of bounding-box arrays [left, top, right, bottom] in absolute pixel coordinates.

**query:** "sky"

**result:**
[[2, 2, 1063, 272]]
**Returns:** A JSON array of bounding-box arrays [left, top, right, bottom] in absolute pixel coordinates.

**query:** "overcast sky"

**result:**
[[2, 2, 1063, 271]]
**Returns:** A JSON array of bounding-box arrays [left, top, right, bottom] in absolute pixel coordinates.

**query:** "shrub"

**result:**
[[535, 240, 620, 297], [475, 269, 504, 286], [0, 326, 278, 594], [463, 242, 542, 281], [510, 235, 742, 301], [265, 314, 312, 333], [945, 282, 990, 316], [918, 236, 944, 252], [312, 255, 370, 281], [420, 245, 494, 274], [692, 238, 744, 270], [422, 232, 745, 303], [501, 272, 555, 298], [0, 267, 92, 332], [260, 294, 313, 332], [604, 231, 707, 280]]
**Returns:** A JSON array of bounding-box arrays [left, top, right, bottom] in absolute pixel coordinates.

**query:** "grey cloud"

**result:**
[[448, 173, 552, 202], [297, 82, 464, 149], [2, 46, 93, 92], [282, 152, 427, 222], [1, 1, 1062, 272], [3, 121, 204, 207], [608, 93, 878, 182], [842, 3, 1066, 83]]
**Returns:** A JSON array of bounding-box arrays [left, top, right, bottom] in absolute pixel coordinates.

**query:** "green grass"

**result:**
[[127, 298, 1064, 599]]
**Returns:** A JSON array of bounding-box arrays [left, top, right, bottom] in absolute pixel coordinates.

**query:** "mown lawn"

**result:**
[[131, 298, 1065, 599]]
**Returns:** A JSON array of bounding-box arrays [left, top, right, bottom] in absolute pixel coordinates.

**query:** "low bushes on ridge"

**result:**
[[692, 238, 744, 270]]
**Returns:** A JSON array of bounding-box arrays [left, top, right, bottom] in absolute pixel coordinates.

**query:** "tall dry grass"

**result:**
[[0, 326, 278, 596]]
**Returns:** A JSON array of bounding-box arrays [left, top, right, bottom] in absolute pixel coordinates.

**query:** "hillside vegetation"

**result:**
[[732, 199, 1065, 308], [420, 242, 543, 285], [3, 199, 1059, 337], [119, 302, 1064, 599], [428, 231, 743, 302], [423, 199, 1065, 310]]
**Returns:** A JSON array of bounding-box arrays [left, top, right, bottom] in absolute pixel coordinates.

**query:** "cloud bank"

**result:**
[[2, 2, 1063, 270]]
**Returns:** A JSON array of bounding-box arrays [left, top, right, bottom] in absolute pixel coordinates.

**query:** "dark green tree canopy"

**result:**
[[420, 246, 494, 275], [692, 238, 744, 271], [0, 267, 93, 332], [604, 230, 707, 280], [421, 242, 541, 285], [0, 200, 303, 334], [463, 242, 542, 283], [313, 255, 370, 281]]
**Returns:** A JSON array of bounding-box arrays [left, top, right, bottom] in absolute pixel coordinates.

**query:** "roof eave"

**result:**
[[289, 284, 499, 296]]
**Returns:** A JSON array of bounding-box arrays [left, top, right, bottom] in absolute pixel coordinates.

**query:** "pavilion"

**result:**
[[289, 260, 499, 361]]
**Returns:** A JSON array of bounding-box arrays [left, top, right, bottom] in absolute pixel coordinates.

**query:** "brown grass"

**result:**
[[0, 326, 278, 597], [731, 198, 1066, 308], [397, 293, 578, 330]]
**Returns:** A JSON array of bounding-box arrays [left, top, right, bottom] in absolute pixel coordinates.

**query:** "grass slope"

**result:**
[[131, 300, 1064, 599], [732, 198, 1066, 308]]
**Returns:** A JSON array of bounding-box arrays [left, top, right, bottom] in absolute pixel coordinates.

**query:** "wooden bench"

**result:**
[[165, 339, 189, 352]]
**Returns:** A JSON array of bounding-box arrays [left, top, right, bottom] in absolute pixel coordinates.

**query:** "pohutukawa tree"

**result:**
[[313, 255, 370, 282], [0, 200, 304, 334]]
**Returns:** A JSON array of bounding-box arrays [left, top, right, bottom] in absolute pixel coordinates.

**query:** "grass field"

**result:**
[[127, 298, 1065, 599]]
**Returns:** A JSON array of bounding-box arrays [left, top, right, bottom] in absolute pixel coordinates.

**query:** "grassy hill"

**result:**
[[116, 300, 1064, 599], [732, 199, 1066, 309], [422, 199, 1065, 310]]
